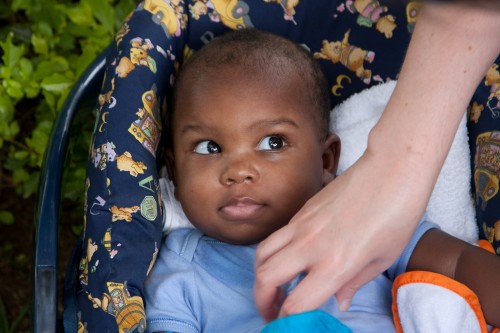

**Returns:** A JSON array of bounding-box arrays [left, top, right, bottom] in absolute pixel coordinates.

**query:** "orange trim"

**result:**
[[392, 271, 488, 333], [477, 239, 496, 254]]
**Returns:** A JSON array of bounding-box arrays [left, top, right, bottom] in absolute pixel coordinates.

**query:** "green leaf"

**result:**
[[66, 2, 95, 26], [34, 56, 70, 80], [13, 150, 29, 160], [12, 168, 29, 184], [31, 33, 48, 55], [87, 0, 115, 33], [27, 120, 52, 156], [0, 95, 14, 122], [25, 80, 41, 98], [0, 33, 25, 69], [0, 296, 9, 332], [114, 0, 137, 28], [11, 0, 31, 12], [10, 302, 30, 333], [3, 156, 26, 171], [3, 79, 24, 100], [71, 224, 83, 236], [9, 121, 20, 138], [57, 31, 76, 52], [18, 57, 33, 79], [0, 211, 14, 225], [40, 73, 73, 93], [0, 122, 10, 137], [0, 2, 12, 20], [22, 171, 40, 197], [35, 21, 53, 39], [40, 91, 55, 113], [0, 65, 12, 80]]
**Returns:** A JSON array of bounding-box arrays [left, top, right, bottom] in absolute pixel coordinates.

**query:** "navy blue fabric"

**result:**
[[76, 1, 499, 331]]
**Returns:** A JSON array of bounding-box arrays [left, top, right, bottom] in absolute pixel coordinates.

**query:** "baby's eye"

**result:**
[[257, 135, 286, 151], [194, 140, 221, 154]]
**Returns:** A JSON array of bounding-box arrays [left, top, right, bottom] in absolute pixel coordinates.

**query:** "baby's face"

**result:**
[[169, 72, 337, 244]]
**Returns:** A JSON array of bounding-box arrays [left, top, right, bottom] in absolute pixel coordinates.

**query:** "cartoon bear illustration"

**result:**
[[375, 14, 396, 38], [110, 205, 141, 222], [116, 151, 148, 177], [189, 0, 208, 19], [116, 38, 157, 78], [485, 64, 500, 100], [98, 77, 116, 110], [346, 0, 397, 38], [469, 101, 484, 124], [314, 30, 375, 84]]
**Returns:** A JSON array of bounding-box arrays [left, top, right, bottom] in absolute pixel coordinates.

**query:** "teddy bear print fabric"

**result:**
[[73, 0, 500, 331]]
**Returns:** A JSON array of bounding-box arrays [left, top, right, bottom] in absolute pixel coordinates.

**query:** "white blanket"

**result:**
[[330, 81, 477, 243]]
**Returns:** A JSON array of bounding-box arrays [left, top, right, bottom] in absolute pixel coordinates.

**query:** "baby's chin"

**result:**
[[200, 225, 277, 245]]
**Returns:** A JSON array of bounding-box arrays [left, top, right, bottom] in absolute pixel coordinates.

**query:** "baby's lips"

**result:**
[[220, 197, 264, 220]]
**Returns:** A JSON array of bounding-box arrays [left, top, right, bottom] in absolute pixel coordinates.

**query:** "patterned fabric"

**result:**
[[75, 1, 499, 331], [468, 64, 500, 254]]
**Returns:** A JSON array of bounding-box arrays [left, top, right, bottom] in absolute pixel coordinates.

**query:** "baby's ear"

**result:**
[[322, 133, 341, 186], [165, 148, 179, 199], [165, 148, 177, 185]]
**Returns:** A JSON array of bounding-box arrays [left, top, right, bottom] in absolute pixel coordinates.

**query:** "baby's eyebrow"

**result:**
[[179, 124, 209, 135], [178, 118, 299, 136], [248, 118, 299, 131]]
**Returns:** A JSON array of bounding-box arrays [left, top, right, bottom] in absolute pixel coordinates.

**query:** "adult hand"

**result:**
[[254, 0, 500, 321], [254, 146, 427, 321]]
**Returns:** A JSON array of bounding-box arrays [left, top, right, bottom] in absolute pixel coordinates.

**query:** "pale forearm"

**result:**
[[367, 1, 500, 208]]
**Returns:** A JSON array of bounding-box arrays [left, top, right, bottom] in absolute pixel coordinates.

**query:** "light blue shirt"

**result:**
[[145, 221, 436, 333]]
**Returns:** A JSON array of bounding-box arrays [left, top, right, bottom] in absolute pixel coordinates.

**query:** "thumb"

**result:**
[[334, 270, 376, 311], [334, 283, 360, 312]]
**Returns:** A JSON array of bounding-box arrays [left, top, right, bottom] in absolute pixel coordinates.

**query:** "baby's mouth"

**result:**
[[220, 197, 264, 221]]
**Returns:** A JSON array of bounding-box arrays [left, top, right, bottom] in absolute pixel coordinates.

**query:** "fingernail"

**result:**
[[339, 299, 351, 312]]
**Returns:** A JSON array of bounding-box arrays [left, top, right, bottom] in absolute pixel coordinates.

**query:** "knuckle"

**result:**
[[254, 264, 273, 286], [254, 244, 267, 261]]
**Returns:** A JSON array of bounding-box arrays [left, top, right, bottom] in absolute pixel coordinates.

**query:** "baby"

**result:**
[[145, 29, 500, 332]]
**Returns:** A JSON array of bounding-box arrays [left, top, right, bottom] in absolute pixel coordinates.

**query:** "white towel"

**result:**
[[331, 81, 478, 243]]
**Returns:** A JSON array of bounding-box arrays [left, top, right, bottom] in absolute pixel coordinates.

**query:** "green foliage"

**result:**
[[0, 0, 137, 206], [0, 297, 29, 333]]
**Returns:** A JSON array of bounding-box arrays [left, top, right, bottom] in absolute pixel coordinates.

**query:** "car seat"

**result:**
[[33, 45, 112, 333]]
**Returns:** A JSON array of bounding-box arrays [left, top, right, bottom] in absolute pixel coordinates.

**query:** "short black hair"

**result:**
[[172, 29, 331, 139]]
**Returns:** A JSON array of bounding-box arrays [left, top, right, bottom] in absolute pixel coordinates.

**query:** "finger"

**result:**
[[255, 223, 294, 269], [277, 262, 355, 318], [334, 261, 385, 311], [254, 243, 310, 321]]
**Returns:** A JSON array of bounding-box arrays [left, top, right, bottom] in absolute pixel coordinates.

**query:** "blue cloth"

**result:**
[[261, 310, 352, 333], [144, 220, 436, 333]]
